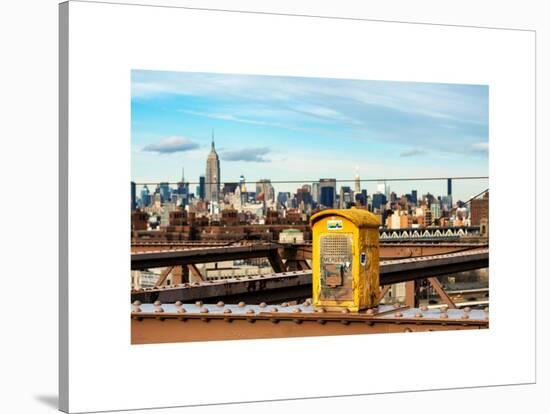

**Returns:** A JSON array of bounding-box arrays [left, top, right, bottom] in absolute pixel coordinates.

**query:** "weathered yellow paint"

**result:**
[[310, 208, 380, 311]]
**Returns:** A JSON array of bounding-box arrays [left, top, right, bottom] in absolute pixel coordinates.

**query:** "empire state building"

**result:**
[[205, 133, 220, 202]]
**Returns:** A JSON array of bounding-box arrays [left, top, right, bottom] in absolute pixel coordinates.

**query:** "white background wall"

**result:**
[[0, 1, 548, 413]]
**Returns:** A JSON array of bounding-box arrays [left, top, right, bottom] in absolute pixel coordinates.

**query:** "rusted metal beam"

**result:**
[[427, 277, 457, 309], [378, 285, 391, 302], [379, 249, 489, 285], [131, 243, 280, 270], [154, 266, 174, 287], [131, 249, 488, 304], [187, 264, 204, 283], [130, 303, 488, 344], [267, 251, 286, 273], [296, 260, 310, 270], [404, 281, 418, 308]]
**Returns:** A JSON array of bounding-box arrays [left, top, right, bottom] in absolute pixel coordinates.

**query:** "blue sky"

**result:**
[[131, 70, 488, 201]]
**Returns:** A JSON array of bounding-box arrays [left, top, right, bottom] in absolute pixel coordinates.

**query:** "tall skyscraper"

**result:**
[[199, 175, 205, 200], [447, 178, 452, 196], [159, 182, 170, 203], [205, 132, 221, 203], [311, 182, 320, 204], [176, 168, 190, 207], [339, 186, 353, 209], [319, 178, 336, 208], [256, 179, 275, 203], [131, 181, 136, 211], [239, 175, 247, 192], [376, 182, 386, 196], [140, 185, 150, 207], [372, 193, 387, 211], [354, 168, 361, 195]]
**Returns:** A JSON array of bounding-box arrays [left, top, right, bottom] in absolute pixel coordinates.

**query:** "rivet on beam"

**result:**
[[238, 301, 246, 308], [195, 301, 203, 307], [420, 305, 429, 312], [216, 301, 225, 307], [259, 302, 267, 308]]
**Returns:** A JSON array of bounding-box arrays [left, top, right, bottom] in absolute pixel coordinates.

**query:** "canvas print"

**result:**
[[130, 70, 489, 344]]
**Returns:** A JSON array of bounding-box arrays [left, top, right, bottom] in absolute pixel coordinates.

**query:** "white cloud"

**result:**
[[142, 136, 199, 154]]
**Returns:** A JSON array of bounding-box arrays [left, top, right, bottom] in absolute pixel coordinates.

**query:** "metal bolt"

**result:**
[[281, 302, 289, 307], [200, 307, 209, 314], [393, 303, 401, 309], [259, 302, 267, 308], [175, 301, 183, 307], [154, 300, 162, 307], [133, 300, 142, 307], [440, 313, 448, 319], [246, 309, 255, 315], [440, 306, 448, 313], [216, 301, 225, 307], [293, 308, 302, 313], [415, 312, 423, 318], [238, 301, 246, 307], [315, 308, 325, 313], [177, 307, 186, 314], [270, 307, 278, 313], [484, 307, 489, 313], [195, 301, 203, 307], [366, 308, 375, 316], [394, 312, 403, 318], [420, 305, 429, 312], [341, 308, 349, 314], [461, 313, 470, 320], [463, 307, 472, 313], [223, 308, 232, 314]]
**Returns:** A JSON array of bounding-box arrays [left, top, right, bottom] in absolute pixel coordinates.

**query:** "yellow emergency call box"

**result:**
[[310, 208, 380, 312]]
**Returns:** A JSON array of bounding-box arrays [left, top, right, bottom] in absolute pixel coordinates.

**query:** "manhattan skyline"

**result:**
[[131, 70, 488, 201]]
